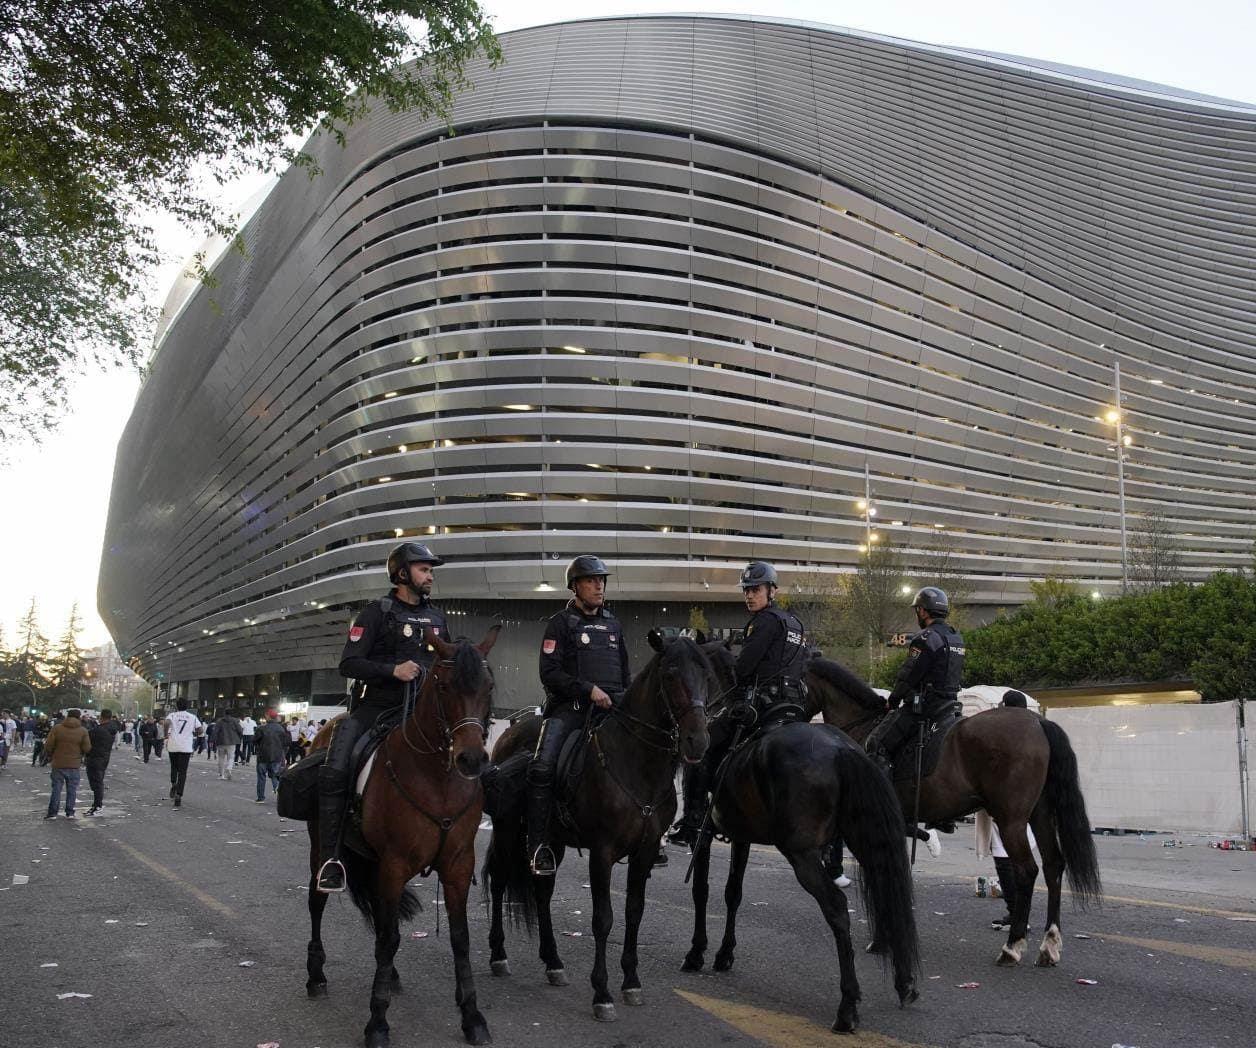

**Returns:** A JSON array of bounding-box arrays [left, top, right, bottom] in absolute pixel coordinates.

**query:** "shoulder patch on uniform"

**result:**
[[348, 626, 365, 643], [542, 639, 557, 655]]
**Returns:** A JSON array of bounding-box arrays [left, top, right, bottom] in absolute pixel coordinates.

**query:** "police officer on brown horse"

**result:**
[[316, 542, 449, 893], [865, 586, 965, 773], [528, 555, 631, 876]]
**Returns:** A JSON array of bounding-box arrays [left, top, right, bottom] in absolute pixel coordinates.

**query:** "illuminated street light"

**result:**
[[1104, 362, 1130, 591]]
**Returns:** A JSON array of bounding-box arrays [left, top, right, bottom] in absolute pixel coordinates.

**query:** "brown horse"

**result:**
[[303, 627, 499, 1048], [482, 632, 712, 1021], [804, 656, 1102, 968]]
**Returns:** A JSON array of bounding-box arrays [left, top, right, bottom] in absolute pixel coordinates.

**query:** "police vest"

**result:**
[[746, 606, 808, 686], [360, 596, 448, 706], [562, 611, 627, 696], [917, 623, 965, 706]]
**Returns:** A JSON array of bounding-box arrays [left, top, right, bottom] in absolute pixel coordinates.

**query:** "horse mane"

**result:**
[[807, 656, 884, 711], [446, 637, 488, 694]]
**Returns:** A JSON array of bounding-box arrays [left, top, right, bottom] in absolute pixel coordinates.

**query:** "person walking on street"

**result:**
[[163, 699, 202, 809], [139, 716, 159, 762], [84, 709, 116, 815], [239, 713, 256, 764], [214, 710, 243, 780], [254, 709, 289, 802], [43, 709, 90, 819]]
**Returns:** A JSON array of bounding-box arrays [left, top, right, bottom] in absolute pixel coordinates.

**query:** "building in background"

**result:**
[[99, 15, 1256, 710]]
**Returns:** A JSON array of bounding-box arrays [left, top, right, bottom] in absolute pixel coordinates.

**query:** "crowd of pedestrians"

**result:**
[[16, 702, 330, 818]]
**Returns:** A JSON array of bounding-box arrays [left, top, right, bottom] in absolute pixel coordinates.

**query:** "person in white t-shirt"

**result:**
[[239, 715, 257, 765], [163, 698, 203, 810]]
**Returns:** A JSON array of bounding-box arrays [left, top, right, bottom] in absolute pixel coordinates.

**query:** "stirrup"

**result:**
[[667, 820, 700, 847], [316, 858, 347, 893], [530, 844, 557, 877]]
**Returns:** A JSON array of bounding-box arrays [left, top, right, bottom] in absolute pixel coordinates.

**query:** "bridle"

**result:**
[[607, 650, 710, 755], [398, 651, 492, 771]]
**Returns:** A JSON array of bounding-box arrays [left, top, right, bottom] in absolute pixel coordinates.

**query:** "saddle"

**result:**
[[275, 713, 399, 824], [889, 704, 963, 784]]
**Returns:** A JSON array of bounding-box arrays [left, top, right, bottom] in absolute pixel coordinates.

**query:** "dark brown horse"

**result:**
[[303, 628, 499, 1048], [804, 657, 1102, 968], [683, 642, 919, 1033], [482, 632, 712, 1021]]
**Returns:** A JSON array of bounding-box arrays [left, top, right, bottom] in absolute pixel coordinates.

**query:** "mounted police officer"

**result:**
[[668, 560, 806, 846], [865, 586, 965, 773], [316, 542, 449, 893], [528, 555, 631, 876]]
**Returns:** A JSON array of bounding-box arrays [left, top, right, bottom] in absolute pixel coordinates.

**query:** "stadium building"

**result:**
[[99, 15, 1256, 710]]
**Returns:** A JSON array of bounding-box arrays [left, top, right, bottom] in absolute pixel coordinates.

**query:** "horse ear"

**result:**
[[425, 629, 454, 658], [647, 627, 667, 653], [692, 628, 707, 644], [477, 622, 502, 656]]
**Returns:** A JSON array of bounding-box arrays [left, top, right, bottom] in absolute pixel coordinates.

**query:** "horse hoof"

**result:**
[[899, 985, 919, 1007], [546, 968, 568, 987], [364, 1031, 389, 1048], [306, 982, 328, 999], [713, 951, 734, 972], [593, 1002, 617, 1022], [864, 940, 887, 956], [832, 1006, 858, 1034], [622, 988, 644, 1006], [490, 960, 511, 977], [463, 1017, 492, 1045], [681, 953, 704, 972], [1035, 950, 1058, 968], [996, 941, 1024, 966]]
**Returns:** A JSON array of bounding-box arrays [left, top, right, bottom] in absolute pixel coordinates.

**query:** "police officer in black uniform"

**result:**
[[668, 561, 806, 846], [315, 542, 449, 892], [527, 554, 631, 876], [865, 586, 965, 772]]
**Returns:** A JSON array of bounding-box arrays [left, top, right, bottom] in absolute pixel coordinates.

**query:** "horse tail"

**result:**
[[342, 849, 422, 928], [835, 747, 921, 979], [480, 804, 536, 935], [1040, 718, 1103, 909]]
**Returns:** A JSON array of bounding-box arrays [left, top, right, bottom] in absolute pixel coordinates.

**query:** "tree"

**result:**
[[908, 542, 973, 627], [687, 605, 710, 636], [849, 543, 910, 653], [13, 596, 50, 687], [1, 1, 499, 443], [46, 602, 87, 705], [1027, 574, 1084, 610], [1128, 510, 1184, 592]]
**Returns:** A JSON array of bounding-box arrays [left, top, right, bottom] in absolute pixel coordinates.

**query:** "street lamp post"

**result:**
[[0, 677, 39, 714], [1105, 362, 1131, 592]]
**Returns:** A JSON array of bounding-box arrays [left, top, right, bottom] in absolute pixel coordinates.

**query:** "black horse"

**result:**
[[483, 632, 712, 1021], [684, 642, 920, 1033]]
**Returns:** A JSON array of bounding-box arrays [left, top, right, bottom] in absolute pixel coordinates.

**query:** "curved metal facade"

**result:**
[[100, 16, 1256, 691]]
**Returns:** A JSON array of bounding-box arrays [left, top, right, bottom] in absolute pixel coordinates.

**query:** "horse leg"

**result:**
[[619, 844, 653, 1005], [589, 846, 617, 1021], [443, 852, 492, 1045], [488, 840, 510, 976], [306, 826, 329, 998], [364, 869, 405, 1048], [714, 840, 750, 971], [994, 818, 1039, 967], [1031, 802, 1065, 967], [534, 859, 567, 985], [681, 833, 712, 971], [306, 870, 330, 997], [785, 847, 861, 1034]]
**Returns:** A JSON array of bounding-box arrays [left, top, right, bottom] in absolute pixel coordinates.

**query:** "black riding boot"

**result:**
[[315, 719, 360, 893], [668, 762, 708, 847], [992, 856, 1016, 927], [527, 778, 556, 876]]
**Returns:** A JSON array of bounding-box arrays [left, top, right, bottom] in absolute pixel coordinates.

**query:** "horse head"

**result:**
[[804, 655, 886, 736], [646, 629, 712, 765], [425, 624, 501, 780]]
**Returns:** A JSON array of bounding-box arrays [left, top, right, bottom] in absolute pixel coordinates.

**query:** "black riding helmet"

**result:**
[[740, 561, 778, 590], [911, 586, 949, 618], [566, 554, 611, 590], [387, 541, 444, 584]]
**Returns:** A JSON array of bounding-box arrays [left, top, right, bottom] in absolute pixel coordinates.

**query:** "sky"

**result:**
[[2, 0, 1254, 652]]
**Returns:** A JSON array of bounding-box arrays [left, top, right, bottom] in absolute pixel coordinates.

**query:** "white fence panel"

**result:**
[[1051, 701, 1250, 835]]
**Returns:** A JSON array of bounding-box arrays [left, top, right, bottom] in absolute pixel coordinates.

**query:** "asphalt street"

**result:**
[[2, 744, 1254, 1048]]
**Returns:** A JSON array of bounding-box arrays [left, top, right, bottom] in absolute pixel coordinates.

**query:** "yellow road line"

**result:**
[[112, 838, 236, 919], [1093, 932, 1256, 973], [1041, 887, 1256, 921], [674, 988, 937, 1048]]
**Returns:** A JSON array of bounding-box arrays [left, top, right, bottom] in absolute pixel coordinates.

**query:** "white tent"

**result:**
[[959, 685, 1041, 716]]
